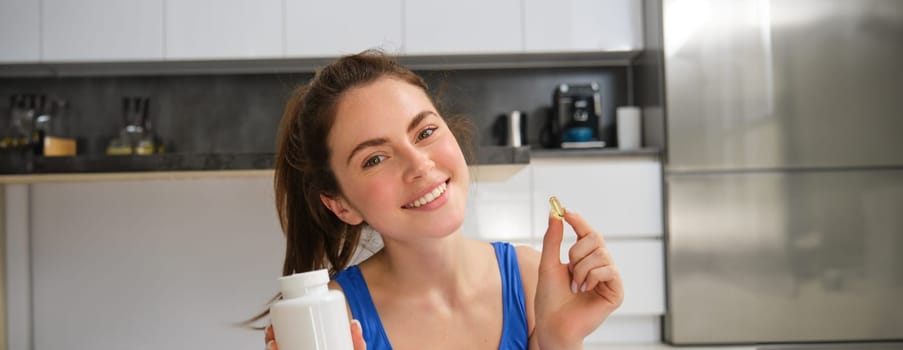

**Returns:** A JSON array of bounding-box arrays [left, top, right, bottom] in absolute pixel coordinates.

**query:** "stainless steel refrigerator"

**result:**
[[659, 0, 903, 345]]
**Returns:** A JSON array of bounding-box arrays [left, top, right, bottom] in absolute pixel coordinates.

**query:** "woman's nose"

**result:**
[[402, 146, 435, 183]]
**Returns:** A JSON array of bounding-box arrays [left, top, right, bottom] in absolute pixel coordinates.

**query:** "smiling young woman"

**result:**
[[256, 50, 623, 350]]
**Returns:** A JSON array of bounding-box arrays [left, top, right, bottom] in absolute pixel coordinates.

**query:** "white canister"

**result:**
[[616, 106, 642, 150], [270, 269, 353, 350]]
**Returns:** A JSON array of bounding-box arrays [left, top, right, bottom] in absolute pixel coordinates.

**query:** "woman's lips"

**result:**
[[403, 180, 449, 209]]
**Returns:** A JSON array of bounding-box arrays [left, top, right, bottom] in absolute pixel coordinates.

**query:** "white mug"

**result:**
[[616, 106, 642, 150]]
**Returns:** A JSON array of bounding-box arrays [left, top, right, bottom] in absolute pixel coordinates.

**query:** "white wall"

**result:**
[[5, 156, 664, 349], [11, 177, 284, 350]]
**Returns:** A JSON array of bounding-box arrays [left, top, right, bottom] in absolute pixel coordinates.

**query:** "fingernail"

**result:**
[[571, 280, 578, 294], [580, 282, 588, 293], [266, 340, 274, 350]]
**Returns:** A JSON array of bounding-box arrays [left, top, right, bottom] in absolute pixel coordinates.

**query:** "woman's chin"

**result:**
[[416, 208, 466, 240]]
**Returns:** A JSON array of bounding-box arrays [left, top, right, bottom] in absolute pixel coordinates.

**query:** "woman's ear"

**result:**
[[319, 193, 364, 225]]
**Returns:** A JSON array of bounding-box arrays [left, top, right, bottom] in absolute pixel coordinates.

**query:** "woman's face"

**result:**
[[322, 76, 469, 242]]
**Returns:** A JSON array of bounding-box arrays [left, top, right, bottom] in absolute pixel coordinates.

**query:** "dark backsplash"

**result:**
[[0, 66, 627, 156]]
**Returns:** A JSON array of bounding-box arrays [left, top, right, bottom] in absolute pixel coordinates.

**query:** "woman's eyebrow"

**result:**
[[407, 110, 436, 133], [346, 138, 388, 166], [345, 110, 437, 166]]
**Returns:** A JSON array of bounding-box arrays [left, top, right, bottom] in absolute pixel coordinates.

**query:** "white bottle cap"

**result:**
[[279, 269, 329, 299]]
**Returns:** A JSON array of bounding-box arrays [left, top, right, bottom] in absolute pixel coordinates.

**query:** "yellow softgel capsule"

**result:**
[[549, 196, 564, 218]]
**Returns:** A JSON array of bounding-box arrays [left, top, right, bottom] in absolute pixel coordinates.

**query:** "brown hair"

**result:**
[[244, 50, 472, 327]]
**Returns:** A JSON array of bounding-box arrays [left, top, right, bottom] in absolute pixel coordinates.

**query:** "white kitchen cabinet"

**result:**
[[463, 165, 534, 242], [404, 0, 522, 55], [613, 239, 666, 316], [42, 0, 164, 62], [286, 0, 402, 57], [531, 156, 662, 239], [541, 238, 665, 316], [524, 0, 644, 53], [0, 0, 40, 63], [529, 155, 664, 319], [165, 0, 282, 60]]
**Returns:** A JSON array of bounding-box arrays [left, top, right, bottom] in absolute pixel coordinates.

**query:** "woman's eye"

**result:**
[[417, 127, 437, 141], [363, 155, 386, 168]]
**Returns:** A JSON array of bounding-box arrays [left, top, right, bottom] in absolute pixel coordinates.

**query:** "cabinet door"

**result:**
[[531, 157, 662, 239], [524, 0, 643, 52], [462, 165, 534, 242], [404, 0, 522, 55], [165, 0, 282, 60], [0, 0, 40, 63], [42, 0, 164, 62], [286, 0, 402, 57], [540, 239, 665, 316]]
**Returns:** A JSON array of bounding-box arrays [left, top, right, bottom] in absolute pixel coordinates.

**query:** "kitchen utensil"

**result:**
[[507, 110, 526, 147]]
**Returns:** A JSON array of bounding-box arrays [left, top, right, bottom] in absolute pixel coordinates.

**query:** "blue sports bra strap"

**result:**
[[333, 266, 393, 349], [492, 242, 530, 349]]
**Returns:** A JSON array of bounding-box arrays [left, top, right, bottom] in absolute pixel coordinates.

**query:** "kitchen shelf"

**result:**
[[0, 51, 642, 77], [473, 145, 531, 165], [0, 147, 660, 184], [530, 147, 661, 158], [2, 152, 275, 174], [0, 169, 273, 184], [0, 146, 530, 181]]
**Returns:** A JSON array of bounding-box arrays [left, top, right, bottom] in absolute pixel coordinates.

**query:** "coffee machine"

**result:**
[[540, 83, 605, 148]]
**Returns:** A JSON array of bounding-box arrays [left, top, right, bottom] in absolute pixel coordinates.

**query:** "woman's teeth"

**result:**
[[405, 182, 447, 208]]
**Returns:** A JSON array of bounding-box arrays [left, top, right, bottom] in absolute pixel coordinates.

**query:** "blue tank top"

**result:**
[[333, 242, 529, 349]]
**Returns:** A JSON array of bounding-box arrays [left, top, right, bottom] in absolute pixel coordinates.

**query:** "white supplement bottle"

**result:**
[[270, 269, 353, 350]]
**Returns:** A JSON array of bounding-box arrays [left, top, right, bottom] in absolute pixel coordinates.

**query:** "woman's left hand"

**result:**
[[534, 209, 624, 349]]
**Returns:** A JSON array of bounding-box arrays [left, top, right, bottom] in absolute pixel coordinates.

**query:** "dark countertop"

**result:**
[[530, 147, 661, 158], [0, 146, 533, 175], [0, 146, 659, 176], [0, 152, 274, 174]]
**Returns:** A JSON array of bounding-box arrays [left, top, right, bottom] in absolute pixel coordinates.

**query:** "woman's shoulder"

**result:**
[[514, 244, 541, 277], [329, 266, 355, 291], [333, 254, 386, 292], [484, 240, 541, 274], [330, 263, 366, 291], [328, 279, 344, 291]]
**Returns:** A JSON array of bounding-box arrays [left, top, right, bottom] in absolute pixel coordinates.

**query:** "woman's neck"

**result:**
[[371, 232, 485, 297]]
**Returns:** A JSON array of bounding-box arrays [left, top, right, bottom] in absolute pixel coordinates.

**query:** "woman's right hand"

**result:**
[[533, 209, 624, 349], [265, 320, 366, 350]]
